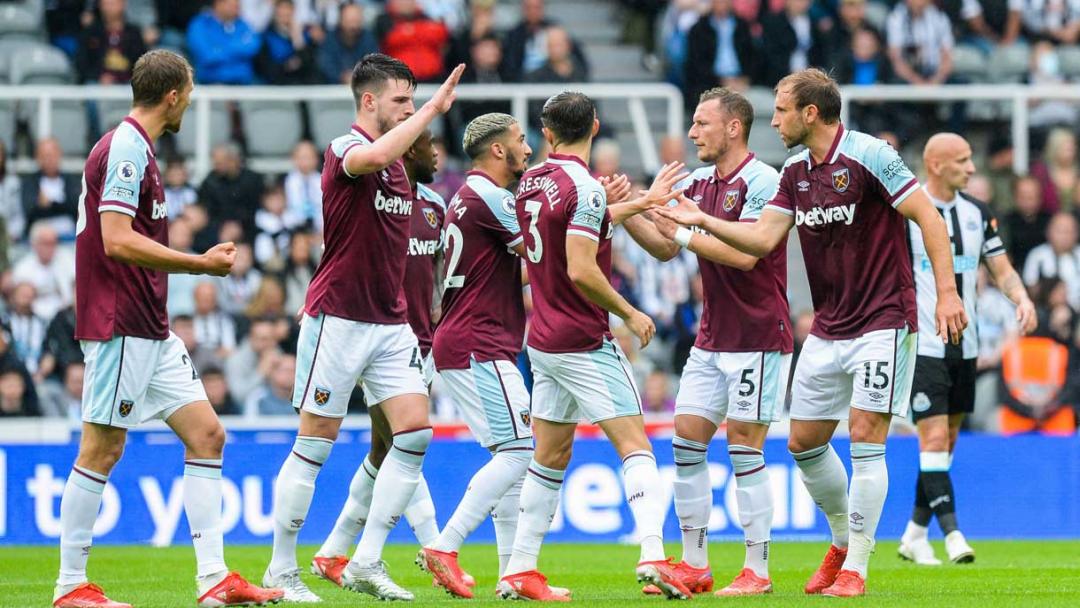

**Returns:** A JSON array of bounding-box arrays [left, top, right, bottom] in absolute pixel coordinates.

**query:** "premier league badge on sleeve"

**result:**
[[831, 168, 850, 193], [117, 160, 138, 183]]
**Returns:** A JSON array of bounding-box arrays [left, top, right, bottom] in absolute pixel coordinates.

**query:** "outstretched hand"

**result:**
[[427, 64, 466, 114], [600, 173, 632, 204], [655, 194, 707, 228], [641, 161, 689, 207]]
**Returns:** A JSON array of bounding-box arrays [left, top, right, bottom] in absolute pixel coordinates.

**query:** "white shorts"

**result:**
[[790, 326, 917, 421], [675, 348, 792, 425], [421, 351, 436, 387], [439, 358, 534, 448], [295, 313, 427, 417], [528, 339, 642, 424], [80, 332, 208, 429]]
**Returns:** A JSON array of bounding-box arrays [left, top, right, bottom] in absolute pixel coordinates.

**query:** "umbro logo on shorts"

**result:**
[[313, 387, 331, 406], [119, 400, 134, 417]]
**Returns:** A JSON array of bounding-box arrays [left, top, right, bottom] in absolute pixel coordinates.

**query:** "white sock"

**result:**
[[317, 455, 378, 558], [843, 443, 888, 578], [729, 445, 772, 579], [622, 450, 665, 563], [56, 466, 108, 591], [791, 443, 849, 549], [432, 445, 532, 553], [184, 459, 228, 593], [504, 461, 563, 576], [902, 520, 929, 545], [351, 427, 432, 566], [269, 436, 333, 576], [404, 475, 439, 546], [493, 476, 524, 577], [672, 435, 710, 568]]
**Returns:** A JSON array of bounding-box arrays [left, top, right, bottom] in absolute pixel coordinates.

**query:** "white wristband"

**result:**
[[674, 227, 693, 248]]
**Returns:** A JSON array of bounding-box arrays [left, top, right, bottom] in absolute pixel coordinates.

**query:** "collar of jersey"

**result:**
[[547, 152, 589, 170], [122, 117, 155, 157], [807, 122, 845, 169]]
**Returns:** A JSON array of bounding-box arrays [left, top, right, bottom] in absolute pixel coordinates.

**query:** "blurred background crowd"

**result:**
[[0, 0, 1078, 433]]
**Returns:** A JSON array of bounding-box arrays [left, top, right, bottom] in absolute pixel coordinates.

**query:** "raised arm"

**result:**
[[656, 195, 792, 258], [605, 162, 688, 225]]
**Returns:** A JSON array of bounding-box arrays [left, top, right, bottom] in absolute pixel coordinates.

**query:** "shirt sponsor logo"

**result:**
[[794, 203, 856, 227], [117, 160, 138, 183], [374, 190, 412, 216], [151, 200, 167, 220], [409, 238, 439, 256], [108, 186, 135, 199], [831, 168, 850, 192], [882, 157, 907, 181]]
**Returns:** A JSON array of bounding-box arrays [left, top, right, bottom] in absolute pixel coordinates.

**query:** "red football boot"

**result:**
[[197, 572, 284, 607], [635, 559, 693, 599], [714, 568, 773, 596], [497, 570, 571, 602], [821, 570, 866, 598], [416, 548, 473, 599], [642, 561, 713, 595], [53, 583, 131, 608], [805, 545, 848, 594], [310, 555, 349, 587]]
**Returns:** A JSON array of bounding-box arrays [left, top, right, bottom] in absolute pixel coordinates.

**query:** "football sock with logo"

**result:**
[[843, 442, 888, 578], [911, 468, 933, 528], [317, 454, 379, 558], [352, 427, 432, 566], [622, 450, 666, 563], [493, 477, 524, 577], [432, 445, 532, 553], [504, 461, 564, 576], [729, 445, 772, 579], [672, 435, 711, 568], [404, 475, 439, 546], [56, 466, 109, 594], [791, 443, 849, 549], [184, 459, 228, 593], [919, 451, 958, 534], [269, 436, 333, 576]]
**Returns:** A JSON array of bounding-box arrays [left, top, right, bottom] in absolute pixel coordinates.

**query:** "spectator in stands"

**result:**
[[429, 136, 467, 201], [283, 232, 317, 313], [183, 203, 219, 253], [245, 352, 296, 415], [193, 281, 237, 359], [986, 134, 1017, 213], [944, 0, 1022, 51], [199, 142, 265, 238], [1024, 211, 1080, 308], [254, 186, 304, 272], [172, 314, 223, 372], [525, 26, 590, 84], [187, 0, 262, 84], [502, 0, 590, 82], [460, 33, 511, 96], [759, 0, 826, 86], [12, 224, 75, 321], [591, 139, 622, 179], [684, 0, 757, 111], [419, 0, 468, 30], [202, 365, 240, 416], [244, 277, 289, 326], [283, 141, 323, 230], [642, 370, 675, 413], [6, 282, 46, 376], [241, 0, 275, 32], [818, 0, 882, 68], [164, 158, 198, 219], [836, 27, 892, 85], [1003, 176, 1052, 268], [1028, 41, 1079, 127], [658, 134, 687, 167], [1030, 127, 1079, 213], [967, 174, 995, 204], [375, 0, 450, 83], [226, 316, 282, 404], [39, 362, 84, 420], [166, 218, 200, 316], [46, 0, 94, 56], [220, 243, 262, 315], [1021, 0, 1080, 44], [887, 0, 956, 86], [257, 0, 320, 84], [36, 290, 80, 384], [316, 3, 377, 84], [446, 0, 498, 70], [657, 0, 708, 89], [21, 138, 80, 240], [156, 0, 212, 49], [0, 324, 38, 416], [76, 0, 148, 85], [0, 141, 23, 259]]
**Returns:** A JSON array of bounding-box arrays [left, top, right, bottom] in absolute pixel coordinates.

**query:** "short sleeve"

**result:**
[[739, 169, 780, 222], [567, 182, 606, 241], [979, 203, 1006, 258], [480, 188, 523, 247], [763, 164, 795, 216], [869, 139, 920, 208], [100, 140, 145, 217], [329, 135, 364, 179]]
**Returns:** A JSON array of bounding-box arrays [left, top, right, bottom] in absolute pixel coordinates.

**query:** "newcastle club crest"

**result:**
[[831, 168, 850, 193], [722, 189, 740, 212], [423, 208, 438, 229]]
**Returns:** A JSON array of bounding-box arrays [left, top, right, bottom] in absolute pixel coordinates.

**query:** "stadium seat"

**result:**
[[0, 100, 15, 149], [988, 45, 1031, 83], [950, 44, 989, 82], [306, 99, 356, 148], [1057, 46, 1080, 79], [239, 100, 304, 157], [99, 99, 134, 130], [10, 44, 73, 84], [744, 87, 777, 118], [174, 103, 232, 156], [0, 2, 43, 40], [748, 124, 792, 167], [0, 39, 45, 83], [863, 0, 890, 31]]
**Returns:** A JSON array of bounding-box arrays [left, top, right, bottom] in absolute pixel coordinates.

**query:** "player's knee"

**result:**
[[186, 421, 225, 458], [787, 436, 825, 455], [535, 443, 573, 470], [391, 426, 433, 466], [79, 440, 125, 472]]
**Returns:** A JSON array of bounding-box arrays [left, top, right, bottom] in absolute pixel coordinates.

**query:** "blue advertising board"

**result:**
[[1, 432, 1078, 545]]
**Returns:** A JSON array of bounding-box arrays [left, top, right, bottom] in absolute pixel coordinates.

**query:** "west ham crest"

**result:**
[[520, 410, 532, 427], [423, 208, 438, 229], [313, 387, 331, 406], [118, 399, 134, 417], [831, 168, 850, 193], [722, 189, 740, 212]]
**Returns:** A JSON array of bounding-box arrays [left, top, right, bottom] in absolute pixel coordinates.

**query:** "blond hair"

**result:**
[[776, 68, 842, 123]]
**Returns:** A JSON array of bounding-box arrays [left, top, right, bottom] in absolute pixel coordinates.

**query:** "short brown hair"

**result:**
[[776, 68, 841, 124], [131, 50, 192, 108], [698, 87, 754, 142]]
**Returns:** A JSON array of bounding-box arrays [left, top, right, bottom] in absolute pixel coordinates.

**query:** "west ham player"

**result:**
[[415, 113, 534, 598], [263, 54, 464, 602], [311, 130, 448, 587], [497, 92, 691, 600], [900, 133, 1035, 565], [659, 69, 968, 597], [623, 87, 789, 596], [56, 50, 282, 608]]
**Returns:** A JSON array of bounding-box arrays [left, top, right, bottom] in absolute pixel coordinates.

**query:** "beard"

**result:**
[[164, 114, 183, 134], [376, 111, 400, 137], [507, 150, 527, 179], [416, 164, 436, 184]]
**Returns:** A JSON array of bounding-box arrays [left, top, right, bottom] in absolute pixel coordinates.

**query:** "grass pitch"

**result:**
[[2, 541, 1078, 607]]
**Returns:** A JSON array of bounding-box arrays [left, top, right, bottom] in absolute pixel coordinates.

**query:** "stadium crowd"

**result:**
[[0, 0, 1078, 432]]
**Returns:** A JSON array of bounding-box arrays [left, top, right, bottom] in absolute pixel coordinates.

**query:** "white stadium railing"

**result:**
[[0, 83, 685, 180]]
